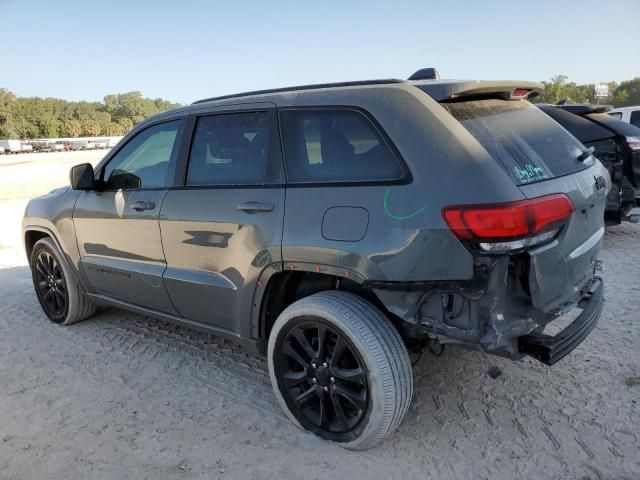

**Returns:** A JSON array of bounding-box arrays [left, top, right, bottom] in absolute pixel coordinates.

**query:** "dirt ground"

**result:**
[[0, 151, 639, 480]]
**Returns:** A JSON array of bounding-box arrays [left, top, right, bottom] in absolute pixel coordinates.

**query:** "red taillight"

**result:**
[[512, 88, 530, 97], [626, 136, 640, 152], [442, 194, 574, 242]]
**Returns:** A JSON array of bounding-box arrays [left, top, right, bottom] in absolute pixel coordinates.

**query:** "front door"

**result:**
[[73, 119, 184, 313], [159, 106, 285, 336]]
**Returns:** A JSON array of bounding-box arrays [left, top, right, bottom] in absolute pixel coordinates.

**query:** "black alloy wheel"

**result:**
[[34, 250, 68, 322], [274, 318, 369, 437]]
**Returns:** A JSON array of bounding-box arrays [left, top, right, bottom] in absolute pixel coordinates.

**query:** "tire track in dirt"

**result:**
[[0, 273, 283, 419]]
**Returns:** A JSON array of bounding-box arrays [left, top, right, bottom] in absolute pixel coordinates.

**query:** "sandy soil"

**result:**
[[0, 151, 639, 480]]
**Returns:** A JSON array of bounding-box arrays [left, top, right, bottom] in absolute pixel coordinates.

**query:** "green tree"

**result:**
[[1, 87, 180, 139], [82, 119, 101, 137], [611, 77, 640, 107], [106, 122, 125, 136], [117, 117, 134, 133], [0, 88, 17, 138], [64, 120, 82, 137], [38, 115, 60, 138]]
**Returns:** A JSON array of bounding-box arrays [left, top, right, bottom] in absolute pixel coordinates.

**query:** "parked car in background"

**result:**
[[0, 147, 5, 155], [70, 140, 95, 150], [23, 72, 608, 450], [21, 143, 33, 153], [55, 140, 72, 151], [608, 106, 640, 127], [0, 139, 23, 153], [538, 103, 640, 224], [32, 140, 55, 152], [93, 140, 108, 149]]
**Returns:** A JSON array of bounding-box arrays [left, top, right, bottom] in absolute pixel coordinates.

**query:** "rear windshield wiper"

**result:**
[[577, 146, 595, 162]]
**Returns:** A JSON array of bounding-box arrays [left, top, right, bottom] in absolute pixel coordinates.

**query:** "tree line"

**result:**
[[1, 75, 639, 140], [532, 75, 640, 106], [0, 90, 181, 139]]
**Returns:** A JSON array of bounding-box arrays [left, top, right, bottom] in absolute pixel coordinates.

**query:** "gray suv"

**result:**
[[23, 73, 608, 450]]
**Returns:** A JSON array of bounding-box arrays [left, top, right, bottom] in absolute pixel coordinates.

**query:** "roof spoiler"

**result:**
[[554, 103, 613, 115], [414, 80, 544, 102]]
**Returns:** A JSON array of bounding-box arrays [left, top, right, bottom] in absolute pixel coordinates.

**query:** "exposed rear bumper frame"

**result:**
[[518, 277, 604, 365]]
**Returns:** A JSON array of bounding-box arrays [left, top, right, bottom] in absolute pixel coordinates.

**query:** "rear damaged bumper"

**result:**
[[518, 277, 604, 365], [371, 257, 604, 364]]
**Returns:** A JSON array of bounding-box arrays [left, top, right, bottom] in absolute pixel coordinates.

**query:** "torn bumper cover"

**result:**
[[519, 277, 604, 365], [370, 259, 605, 365]]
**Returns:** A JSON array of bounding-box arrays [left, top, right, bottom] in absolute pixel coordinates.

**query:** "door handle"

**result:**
[[237, 201, 274, 213], [130, 200, 155, 211]]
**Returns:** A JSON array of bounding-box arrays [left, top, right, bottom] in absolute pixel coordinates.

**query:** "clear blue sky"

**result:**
[[1, 0, 638, 104]]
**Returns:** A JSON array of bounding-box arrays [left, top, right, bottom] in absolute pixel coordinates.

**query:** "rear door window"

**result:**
[[279, 109, 403, 183], [443, 99, 589, 186], [186, 112, 278, 186], [630, 110, 640, 128]]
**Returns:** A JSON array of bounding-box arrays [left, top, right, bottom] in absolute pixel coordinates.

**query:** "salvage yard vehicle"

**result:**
[[538, 103, 640, 224], [0, 139, 23, 153], [608, 105, 640, 127], [55, 140, 72, 151], [23, 71, 608, 450], [70, 139, 95, 150], [32, 140, 55, 152]]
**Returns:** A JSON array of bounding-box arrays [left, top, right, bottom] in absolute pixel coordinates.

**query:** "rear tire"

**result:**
[[268, 291, 413, 450], [30, 237, 96, 325]]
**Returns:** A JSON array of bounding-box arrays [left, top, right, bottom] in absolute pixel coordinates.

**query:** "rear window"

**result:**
[[537, 105, 613, 143], [443, 99, 589, 186], [588, 113, 640, 137]]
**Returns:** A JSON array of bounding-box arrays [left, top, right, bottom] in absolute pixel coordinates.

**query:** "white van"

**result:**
[[608, 106, 640, 128], [0, 139, 23, 153]]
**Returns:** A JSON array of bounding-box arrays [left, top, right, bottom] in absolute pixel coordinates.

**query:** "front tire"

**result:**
[[30, 237, 96, 325], [268, 291, 413, 450]]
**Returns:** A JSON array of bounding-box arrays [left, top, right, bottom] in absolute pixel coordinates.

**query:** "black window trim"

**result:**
[[174, 108, 285, 189], [95, 116, 186, 192], [277, 105, 412, 188]]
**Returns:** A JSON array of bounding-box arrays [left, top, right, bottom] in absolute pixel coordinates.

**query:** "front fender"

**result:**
[[22, 187, 85, 286]]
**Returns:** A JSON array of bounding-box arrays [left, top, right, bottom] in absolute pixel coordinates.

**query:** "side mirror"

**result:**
[[70, 163, 95, 190]]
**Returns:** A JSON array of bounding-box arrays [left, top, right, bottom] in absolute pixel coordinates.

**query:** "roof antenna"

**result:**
[[408, 68, 440, 81]]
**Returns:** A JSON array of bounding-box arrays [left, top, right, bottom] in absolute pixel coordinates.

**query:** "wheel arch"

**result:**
[[24, 227, 58, 266], [23, 225, 89, 292], [254, 266, 404, 342]]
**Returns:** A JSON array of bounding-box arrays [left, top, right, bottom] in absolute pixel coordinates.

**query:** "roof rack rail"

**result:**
[[192, 79, 405, 105]]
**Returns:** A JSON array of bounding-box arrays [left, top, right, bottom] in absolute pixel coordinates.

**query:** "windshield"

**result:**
[[443, 99, 590, 186]]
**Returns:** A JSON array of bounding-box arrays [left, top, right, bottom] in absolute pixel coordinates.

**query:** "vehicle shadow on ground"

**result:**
[[1, 263, 550, 450]]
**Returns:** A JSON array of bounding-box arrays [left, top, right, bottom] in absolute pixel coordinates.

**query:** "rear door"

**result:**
[[278, 107, 416, 280], [443, 99, 608, 311], [73, 118, 184, 313], [159, 103, 285, 336]]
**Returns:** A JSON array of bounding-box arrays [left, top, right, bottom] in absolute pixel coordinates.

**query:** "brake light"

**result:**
[[442, 194, 574, 252], [512, 88, 530, 98], [626, 136, 640, 152]]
